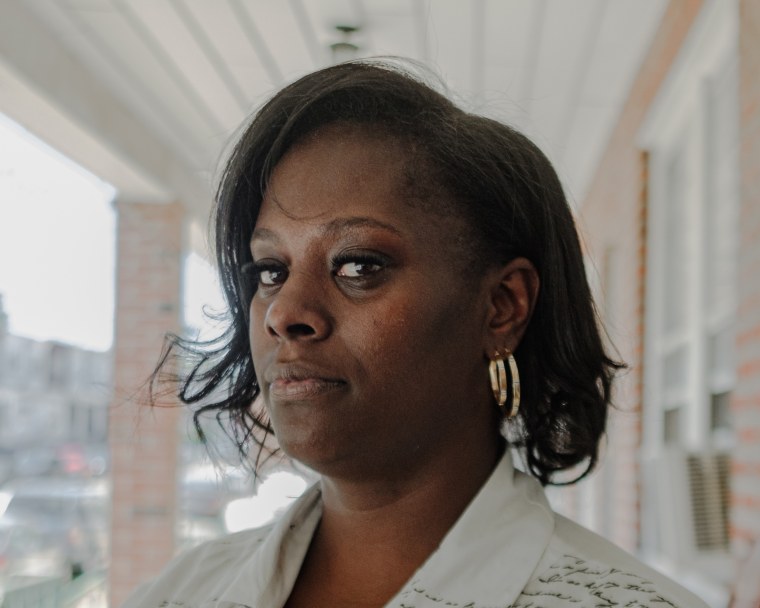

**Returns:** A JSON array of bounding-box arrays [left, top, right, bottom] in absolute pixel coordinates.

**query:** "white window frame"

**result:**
[[639, 0, 738, 462]]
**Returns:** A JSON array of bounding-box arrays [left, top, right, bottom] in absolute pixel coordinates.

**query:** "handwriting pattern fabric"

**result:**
[[512, 554, 680, 607]]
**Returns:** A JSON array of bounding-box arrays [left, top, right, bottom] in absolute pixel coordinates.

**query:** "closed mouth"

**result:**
[[268, 377, 346, 399]]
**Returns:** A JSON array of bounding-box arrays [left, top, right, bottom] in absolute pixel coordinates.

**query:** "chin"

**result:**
[[274, 426, 344, 470]]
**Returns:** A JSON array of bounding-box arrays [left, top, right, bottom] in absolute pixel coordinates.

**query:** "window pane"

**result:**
[[710, 391, 732, 433], [663, 346, 688, 392], [708, 326, 735, 390], [663, 152, 688, 332], [704, 61, 739, 317], [663, 407, 683, 445]]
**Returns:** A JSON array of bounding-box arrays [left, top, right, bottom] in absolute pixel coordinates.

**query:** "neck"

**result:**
[[284, 424, 505, 608], [317, 430, 504, 569]]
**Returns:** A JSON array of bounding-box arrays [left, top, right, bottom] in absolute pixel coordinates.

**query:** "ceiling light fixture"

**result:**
[[330, 25, 360, 64]]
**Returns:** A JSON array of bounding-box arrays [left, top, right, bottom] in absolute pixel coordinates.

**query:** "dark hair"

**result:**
[[153, 59, 622, 485]]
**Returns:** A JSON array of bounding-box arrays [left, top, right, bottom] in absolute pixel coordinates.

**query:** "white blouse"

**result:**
[[122, 452, 709, 608]]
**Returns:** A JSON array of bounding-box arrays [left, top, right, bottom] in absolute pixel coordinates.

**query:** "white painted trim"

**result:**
[[638, 0, 738, 150], [0, 0, 212, 219]]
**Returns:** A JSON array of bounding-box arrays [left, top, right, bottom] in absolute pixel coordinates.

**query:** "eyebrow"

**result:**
[[251, 216, 403, 244], [323, 217, 402, 238], [250, 227, 280, 244]]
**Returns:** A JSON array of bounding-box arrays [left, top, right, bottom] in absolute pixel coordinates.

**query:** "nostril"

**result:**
[[264, 300, 328, 341], [286, 323, 316, 337]]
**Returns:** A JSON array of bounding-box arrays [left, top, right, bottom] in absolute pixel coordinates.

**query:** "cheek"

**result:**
[[361, 302, 413, 358], [352, 296, 462, 381], [248, 300, 268, 366]]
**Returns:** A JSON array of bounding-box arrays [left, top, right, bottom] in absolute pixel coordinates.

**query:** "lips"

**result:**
[[269, 377, 345, 399], [265, 363, 346, 400]]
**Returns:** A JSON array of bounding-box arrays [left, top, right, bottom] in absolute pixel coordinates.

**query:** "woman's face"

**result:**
[[249, 124, 496, 481]]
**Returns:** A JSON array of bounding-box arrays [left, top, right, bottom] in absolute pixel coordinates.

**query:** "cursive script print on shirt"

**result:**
[[396, 554, 682, 608], [510, 554, 680, 608]]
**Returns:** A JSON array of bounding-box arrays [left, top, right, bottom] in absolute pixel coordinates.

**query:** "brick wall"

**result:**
[[108, 200, 183, 606], [732, 0, 760, 547], [576, 0, 703, 553]]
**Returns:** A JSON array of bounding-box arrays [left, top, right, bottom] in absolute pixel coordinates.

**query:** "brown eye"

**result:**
[[258, 268, 285, 286], [335, 261, 382, 278], [244, 260, 288, 288]]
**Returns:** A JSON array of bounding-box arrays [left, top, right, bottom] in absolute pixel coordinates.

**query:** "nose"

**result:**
[[263, 274, 332, 342]]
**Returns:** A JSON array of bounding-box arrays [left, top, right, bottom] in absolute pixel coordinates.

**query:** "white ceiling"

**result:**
[[2, 0, 668, 219]]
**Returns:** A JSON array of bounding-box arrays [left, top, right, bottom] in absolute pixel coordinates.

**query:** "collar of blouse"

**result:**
[[230, 450, 555, 608]]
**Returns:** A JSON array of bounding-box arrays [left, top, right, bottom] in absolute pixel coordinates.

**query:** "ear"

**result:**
[[483, 257, 539, 356]]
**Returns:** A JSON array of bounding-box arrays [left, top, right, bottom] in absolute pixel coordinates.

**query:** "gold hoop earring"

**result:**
[[489, 349, 521, 418], [489, 354, 507, 408], [505, 351, 520, 418]]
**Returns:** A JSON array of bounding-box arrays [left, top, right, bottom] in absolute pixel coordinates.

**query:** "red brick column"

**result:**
[[108, 200, 184, 606], [731, 0, 760, 547], [576, 0, 703, 552]]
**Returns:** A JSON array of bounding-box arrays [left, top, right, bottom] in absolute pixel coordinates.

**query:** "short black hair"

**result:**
[[152, 59, 622, 485]]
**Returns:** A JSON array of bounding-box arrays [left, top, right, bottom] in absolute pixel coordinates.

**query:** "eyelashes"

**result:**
[[333, 252, 387, 279], [242, 260, 287, 287]]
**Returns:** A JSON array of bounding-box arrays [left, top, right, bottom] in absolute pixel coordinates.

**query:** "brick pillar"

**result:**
[[731, 0, 760, 546], [109, 200, 184, 606]]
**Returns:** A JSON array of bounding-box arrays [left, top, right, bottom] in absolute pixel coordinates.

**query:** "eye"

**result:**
[[258, 268, 285, 286], [336, 260, 383, 278], [242, 260, 288, 288], [333, 252, 389, 282]]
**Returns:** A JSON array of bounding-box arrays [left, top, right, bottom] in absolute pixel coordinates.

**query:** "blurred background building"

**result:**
[[0, 0, 757, 606], [0, 299, 111, 471]]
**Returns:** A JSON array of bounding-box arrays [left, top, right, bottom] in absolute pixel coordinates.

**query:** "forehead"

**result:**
[[252, 122, 477, 260], [259, 124, 413, 223], [251, 123, 483, 282]]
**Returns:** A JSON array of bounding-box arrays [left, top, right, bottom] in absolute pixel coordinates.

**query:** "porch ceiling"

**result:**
[[1, 0, 667, 225]]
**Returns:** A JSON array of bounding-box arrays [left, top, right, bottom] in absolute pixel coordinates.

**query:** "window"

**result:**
[[647, 49, 739, 450], [639, 0, 738, 582]]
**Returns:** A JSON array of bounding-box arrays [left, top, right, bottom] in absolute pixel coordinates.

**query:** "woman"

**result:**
[[125, 61, 708, 608]]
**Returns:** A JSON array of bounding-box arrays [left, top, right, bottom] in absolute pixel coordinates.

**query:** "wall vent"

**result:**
[[686, 452, 730, 551]]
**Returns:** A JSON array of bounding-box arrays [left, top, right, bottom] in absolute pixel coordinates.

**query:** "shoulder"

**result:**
[[121, 525, 274, 608], [161, 524, 273, 574], [514, 514, 710, 608]]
